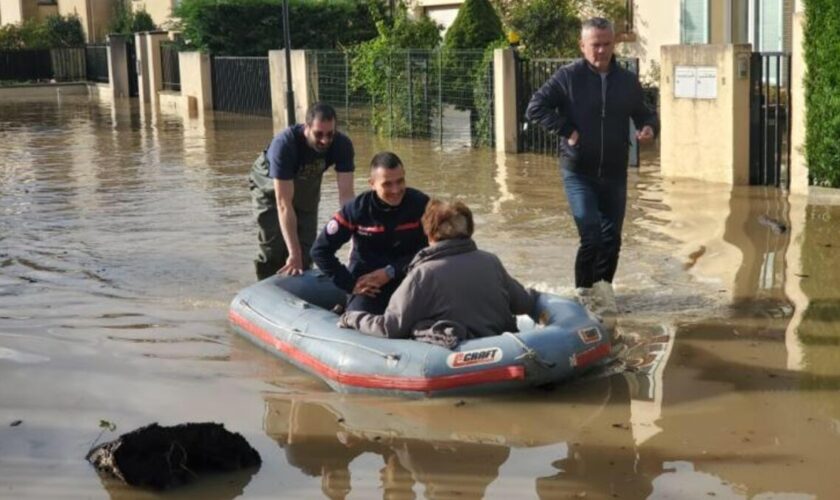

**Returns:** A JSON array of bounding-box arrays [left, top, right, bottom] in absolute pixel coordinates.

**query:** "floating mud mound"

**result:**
[[86, 422, 261, 490]]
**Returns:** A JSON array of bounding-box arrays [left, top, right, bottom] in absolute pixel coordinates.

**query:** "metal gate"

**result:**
[[126, 39, 138, 97], [749, 52, 792, 187], [211, 56, 272, 117]]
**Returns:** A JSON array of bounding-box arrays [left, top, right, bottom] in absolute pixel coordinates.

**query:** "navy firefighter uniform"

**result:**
[[311, 187, 429, 315]]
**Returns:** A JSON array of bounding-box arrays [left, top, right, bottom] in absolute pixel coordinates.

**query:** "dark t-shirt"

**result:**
[[265, 124, 355, 180]]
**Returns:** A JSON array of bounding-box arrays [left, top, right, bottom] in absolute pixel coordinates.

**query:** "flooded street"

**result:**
[[1, 96, 839, 499]]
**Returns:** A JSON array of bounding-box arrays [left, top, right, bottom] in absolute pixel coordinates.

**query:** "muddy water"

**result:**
[[1, 96, 839, 499]]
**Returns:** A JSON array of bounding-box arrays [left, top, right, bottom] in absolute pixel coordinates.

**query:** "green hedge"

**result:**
[[804, 0, 840, 187], [173, 0, 378, 56], [0, 14, 84, 50]]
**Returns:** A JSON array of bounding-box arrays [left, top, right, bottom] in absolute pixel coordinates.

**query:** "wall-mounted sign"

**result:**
[[674, 66, 718, 99]]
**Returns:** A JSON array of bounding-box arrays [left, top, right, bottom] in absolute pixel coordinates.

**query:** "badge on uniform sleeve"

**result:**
[[326, 219, 339, 235]]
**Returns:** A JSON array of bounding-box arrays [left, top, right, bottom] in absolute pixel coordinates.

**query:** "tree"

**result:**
[[507, 0, 581, 59], [109, 0, 157, 34], [498, 0, 628, 59], [43, 14, 85, 47], [443, 0, 504, 52]]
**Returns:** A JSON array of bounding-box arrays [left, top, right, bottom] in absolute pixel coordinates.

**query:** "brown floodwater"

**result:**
[[1, 95, 839, 499]]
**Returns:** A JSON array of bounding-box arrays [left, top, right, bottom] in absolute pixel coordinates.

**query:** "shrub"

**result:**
[[43, 14, 85, 47], [443, 0, 504, 52], [173, 0, 378, 56], [506, 0, 581, 59], [109, 0, 157, 34], [0, 15, 83, 49], [442, 0, 505, 112], [350, 6, 441, 136], [496, 0, 627, 59], [803, 0, 840, 187]]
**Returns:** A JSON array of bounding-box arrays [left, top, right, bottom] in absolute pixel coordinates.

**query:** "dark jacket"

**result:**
[[339, 238, 537, 340], [311, 188, 429, 293], [525, 57, 659, 177]]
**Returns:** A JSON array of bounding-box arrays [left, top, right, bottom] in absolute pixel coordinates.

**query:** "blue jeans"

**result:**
[[561, 167, 628, 288]]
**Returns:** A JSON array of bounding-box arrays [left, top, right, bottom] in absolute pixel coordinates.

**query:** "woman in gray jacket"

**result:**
[[338, 199, 537, 345]]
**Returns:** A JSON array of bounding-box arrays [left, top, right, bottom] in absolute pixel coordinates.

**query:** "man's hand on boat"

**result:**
[[352, 268, 391, 297], [278, 253, 305, 276]]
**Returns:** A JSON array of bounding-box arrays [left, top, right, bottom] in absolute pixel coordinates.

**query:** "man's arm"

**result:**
[[275, 179, 304, 275], [630, 78, 659, 142], [339, 273, 428, 339], [336, 171, 354, 207], [525, 67, 576, 137], [311, 207, 356, 293]]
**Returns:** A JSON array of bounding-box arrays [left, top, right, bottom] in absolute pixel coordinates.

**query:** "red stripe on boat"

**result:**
[[395, 221, 421, 231], [229, 309, 525, 392], [573, 342, 611, 368]]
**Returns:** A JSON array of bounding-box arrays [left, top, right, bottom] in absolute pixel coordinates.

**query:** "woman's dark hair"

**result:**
[[370, 151, 403, 170]]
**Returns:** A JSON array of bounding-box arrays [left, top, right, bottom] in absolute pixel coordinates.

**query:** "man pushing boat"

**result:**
[[249, 103, 355, 280], [311, 152, 429, 315]]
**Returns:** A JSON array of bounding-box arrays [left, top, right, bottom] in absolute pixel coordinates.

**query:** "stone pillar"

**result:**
[[660, 44, 752, 184], [144, 31, 170, 110], [134, 32, 151, 104], [493, 48, 518, 153], [178, 51, 213, 119], [269, 50, 312, 132], [107, 33, 130, 99], [789, 12, 808, 194]]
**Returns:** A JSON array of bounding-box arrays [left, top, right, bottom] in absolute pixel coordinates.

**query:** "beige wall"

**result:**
[[59, 0, 113, 42], [709, 0, 725, 44], [620, 0, 681, 80], [660, 44, 752, 185], [0, 0, 24, 24], [131, 0, 176, 28], [789, 12, 807, 193]]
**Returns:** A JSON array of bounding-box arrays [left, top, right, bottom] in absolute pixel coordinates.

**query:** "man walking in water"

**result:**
[[526, 17, 658, 313], [249, 103, 355, 280]]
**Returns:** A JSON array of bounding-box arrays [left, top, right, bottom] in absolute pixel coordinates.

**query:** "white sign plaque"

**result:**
[[673, 66, 718, 100], [695, 67, 718, 99], [674, 66, 697, 98]]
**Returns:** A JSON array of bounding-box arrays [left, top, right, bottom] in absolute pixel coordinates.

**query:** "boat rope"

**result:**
[[503, 332, 556, 369], [240, 299, 402, 361]]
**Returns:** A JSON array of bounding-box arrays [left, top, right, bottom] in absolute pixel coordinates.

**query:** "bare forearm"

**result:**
[[276, 203, 301, 257]]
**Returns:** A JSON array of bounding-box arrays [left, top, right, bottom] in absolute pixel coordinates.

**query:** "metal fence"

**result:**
[[85, 45, 109, 83], [1, 47, 88, 83], [211, 56, 271, 116], [160, 43, 181, 92], [515, 57, 575, 155], [307, 49, 494, 147], [51, 48, 85, 81], [0, 49, 52, 81], [306, 50, 372, 129]]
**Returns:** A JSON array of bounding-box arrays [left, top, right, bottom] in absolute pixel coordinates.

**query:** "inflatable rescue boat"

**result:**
[[228, 272, 613, 397]]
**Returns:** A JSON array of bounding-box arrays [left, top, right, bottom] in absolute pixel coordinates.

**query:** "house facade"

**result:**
[[0, 0, 177, 42], [0, 0, 58, 26], [623, 0, 795, 78], [0, 0, 113, 42]]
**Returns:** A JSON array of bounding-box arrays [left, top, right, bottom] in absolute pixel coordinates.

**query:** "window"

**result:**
[[756, 0, 783, 52], [680, 0, 709, 44]]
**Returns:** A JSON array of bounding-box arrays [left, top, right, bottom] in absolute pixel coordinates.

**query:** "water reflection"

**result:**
[[262, 374, 656, 499]]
